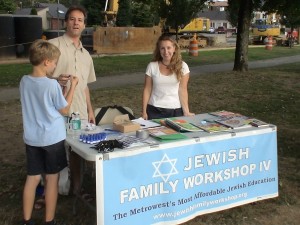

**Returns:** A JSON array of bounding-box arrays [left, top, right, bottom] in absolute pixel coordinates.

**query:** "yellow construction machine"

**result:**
[[162, 17, 210, 34], [251, 19, 280, 44]]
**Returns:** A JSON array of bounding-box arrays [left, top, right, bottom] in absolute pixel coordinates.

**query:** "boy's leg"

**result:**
[[23, 144, 44, 222], [43, 140, 67, 222], [44, 173, 59, 222], [23, 175, 41, 221]]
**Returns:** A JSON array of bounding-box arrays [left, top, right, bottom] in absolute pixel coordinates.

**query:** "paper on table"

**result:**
[[132, 117, 161, 129]]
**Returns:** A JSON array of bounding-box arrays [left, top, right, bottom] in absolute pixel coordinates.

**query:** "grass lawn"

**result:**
[[92, 62, 300, 225], [0, 45, 300, 87], [0, 49, 299, 225]]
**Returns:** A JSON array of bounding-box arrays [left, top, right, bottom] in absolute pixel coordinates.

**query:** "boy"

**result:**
[[20, 39, 78, 225]]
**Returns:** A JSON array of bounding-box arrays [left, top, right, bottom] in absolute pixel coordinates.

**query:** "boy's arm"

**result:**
[[59, 76, 78, 115]]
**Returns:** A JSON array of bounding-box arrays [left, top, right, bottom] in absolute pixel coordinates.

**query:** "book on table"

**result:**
[[164, 118, 203, 132], [193, 120, 231, 133], [215, 116, 252, 129], [147, 126, 187, 140], [247, 118, 269, 127], [209, 110, 243, 118]]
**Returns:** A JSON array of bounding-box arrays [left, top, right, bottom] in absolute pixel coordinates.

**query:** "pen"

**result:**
[[104, 128, 120, 132]]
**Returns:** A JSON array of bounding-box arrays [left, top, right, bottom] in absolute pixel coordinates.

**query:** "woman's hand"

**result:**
[[184, 111, 195, 117], [142, 112, 148, 120]]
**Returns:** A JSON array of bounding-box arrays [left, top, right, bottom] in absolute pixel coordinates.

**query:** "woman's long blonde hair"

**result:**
[[152, 35, 183, 81]]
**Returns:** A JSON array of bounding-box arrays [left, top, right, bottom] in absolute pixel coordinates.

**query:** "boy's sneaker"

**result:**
[[45, 220, 66, 225], [22, 219, 35, 225]]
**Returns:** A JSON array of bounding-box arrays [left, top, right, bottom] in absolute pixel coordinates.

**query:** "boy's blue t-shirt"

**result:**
[[20, 75, 68, 146]]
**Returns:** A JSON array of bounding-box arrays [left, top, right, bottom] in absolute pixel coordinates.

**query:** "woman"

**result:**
[[142, 35, 195, 120]]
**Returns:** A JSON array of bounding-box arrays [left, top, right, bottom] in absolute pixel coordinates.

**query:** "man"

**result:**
[[49, 5, 96, 196]]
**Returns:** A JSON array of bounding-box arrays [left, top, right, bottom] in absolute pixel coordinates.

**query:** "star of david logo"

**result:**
[[152, 154, 178, 183]]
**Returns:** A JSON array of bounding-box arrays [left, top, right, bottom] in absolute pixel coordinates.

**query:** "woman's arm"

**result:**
[[142, 75, 153, 120], [179, 73, 195, 116]]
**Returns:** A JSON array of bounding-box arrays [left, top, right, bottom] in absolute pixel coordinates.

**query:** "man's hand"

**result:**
[[57, 74, 71, 86]]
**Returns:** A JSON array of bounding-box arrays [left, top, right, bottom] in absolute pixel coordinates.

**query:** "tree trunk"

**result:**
[[233, 0, 253, 72]]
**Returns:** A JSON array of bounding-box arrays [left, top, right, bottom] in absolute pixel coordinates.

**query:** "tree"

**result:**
[[132, 2, 154, 27], [30, 7, 37, 15], [160, 0, 207, 41], [232, 0, 253, 71], [81, 0, 105, 26], [262, 0, 300, 30], [132, 0, 161, 26], [229, 0, 264, 72], [230, 0, 300, 71], [0, 0, 17, 13], [226, 0, 239, 27], [116, 0, 132, 27]]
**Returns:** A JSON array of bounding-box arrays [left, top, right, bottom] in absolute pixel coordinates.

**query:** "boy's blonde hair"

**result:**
[[29, 39, 61, 66]]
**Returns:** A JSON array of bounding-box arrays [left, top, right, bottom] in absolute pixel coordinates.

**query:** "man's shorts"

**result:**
[[25, 140, 68, 175]]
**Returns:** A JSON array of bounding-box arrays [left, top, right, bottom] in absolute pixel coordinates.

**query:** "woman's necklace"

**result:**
[[161, 61, 170, 67]]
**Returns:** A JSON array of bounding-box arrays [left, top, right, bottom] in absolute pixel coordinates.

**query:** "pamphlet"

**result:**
[[131, 117, 161, 129]]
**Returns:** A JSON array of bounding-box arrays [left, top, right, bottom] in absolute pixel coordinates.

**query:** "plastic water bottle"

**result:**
[[71, 112, 81, 139], [72, 112, 81, 130]]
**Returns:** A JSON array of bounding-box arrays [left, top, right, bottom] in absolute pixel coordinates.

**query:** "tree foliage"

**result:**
[[0, 0, 17, 13], [162, 0, 207, 29], [160, 0, 207, 40], [132, 0, 160, 26], [116, 0, 132, 27], [262, 0, 300, 29], [131, 2, 153, 27], [30, 7, 37, 15], [81, 0, 105, 26], [226, 0, 239, 27]]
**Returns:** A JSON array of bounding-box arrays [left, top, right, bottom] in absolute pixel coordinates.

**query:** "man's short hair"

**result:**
[[29, 39, 61, 66], [65, 5, 87, 23]]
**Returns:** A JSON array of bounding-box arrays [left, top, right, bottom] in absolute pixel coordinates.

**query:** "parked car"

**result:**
[[209, 27, 215, 33], [216, 26, 226, 34]]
